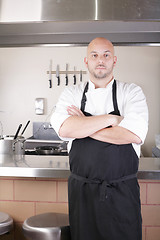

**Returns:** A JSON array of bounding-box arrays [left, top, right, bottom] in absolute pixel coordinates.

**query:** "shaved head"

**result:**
[[87, 38, 115, 56], [84, 37, 117, 87]]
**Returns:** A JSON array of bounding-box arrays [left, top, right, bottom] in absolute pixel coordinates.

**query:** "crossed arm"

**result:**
[[59, 105, 141, 145]]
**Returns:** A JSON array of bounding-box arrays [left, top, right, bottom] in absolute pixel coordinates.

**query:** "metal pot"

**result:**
[[35, 145, 63, 155], [0, 136, 14, 154], [0, 136, 25, 155]]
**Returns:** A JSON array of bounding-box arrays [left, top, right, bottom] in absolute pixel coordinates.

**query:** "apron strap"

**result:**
[[70, 172, 137, 201], [80, 80, 120, 115], [112, 80, 120, 115], [80, 82, 89, 112]]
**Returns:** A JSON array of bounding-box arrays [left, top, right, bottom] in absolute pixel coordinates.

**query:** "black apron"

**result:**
[[68, 80, 142, 240]]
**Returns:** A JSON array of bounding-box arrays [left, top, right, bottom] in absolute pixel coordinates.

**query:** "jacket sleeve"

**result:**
[[50, 86, 77, 141], [118, 83, 149, 144]]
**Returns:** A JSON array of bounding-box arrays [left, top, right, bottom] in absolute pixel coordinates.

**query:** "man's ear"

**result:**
[[84, 57, 88, 67], [113, 56, 117, 67]]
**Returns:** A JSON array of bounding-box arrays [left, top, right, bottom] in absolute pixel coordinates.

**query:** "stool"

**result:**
[[0, 212, 13, 235], [22, 212, 71, 240]]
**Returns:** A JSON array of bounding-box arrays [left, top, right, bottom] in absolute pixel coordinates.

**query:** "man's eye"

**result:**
[[105, 54, 109, 57], [92, 54, 97, 58]]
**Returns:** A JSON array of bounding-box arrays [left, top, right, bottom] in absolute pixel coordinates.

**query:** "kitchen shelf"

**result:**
[[47, 70, 87, 75]]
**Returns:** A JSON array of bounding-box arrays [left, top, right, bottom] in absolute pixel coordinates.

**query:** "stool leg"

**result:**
[[61, 226, 71, 240], [1, 230, 14, 240]]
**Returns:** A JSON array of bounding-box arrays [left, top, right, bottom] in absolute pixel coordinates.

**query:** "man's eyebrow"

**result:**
[[90, 50, 111, 54], [90, 51, 97, 54]]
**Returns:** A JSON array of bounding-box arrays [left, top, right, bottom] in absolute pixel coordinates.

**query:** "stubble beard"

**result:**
[[93, 72, 107, 79], [88, 64, 114, 80]]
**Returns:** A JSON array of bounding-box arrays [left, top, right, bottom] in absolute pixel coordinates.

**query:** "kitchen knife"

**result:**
[[73, 67, 76, 85], [21, 120, 30, 135], [56, 65, 60, 86], [65, 64, 68, 86], [80, 70, 82, 82], [14, 124, 22, 139], [49, 59, 52, 88]]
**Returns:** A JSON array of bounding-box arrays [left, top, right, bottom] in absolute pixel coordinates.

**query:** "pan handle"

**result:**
[[14, 124, 22, 139], [21, 120, 30, 135]]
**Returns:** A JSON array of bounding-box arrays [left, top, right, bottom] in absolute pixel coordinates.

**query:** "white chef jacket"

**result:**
[[50, 79, 148, 157]]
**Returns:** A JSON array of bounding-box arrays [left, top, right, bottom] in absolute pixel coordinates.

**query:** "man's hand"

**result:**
[[67, 105, 84, 117], [59, 105, 140, 145], [67, 105, 123, 127], [112, 115, 124, 127], [90, 126, 141, 144], [59, 105, 124, 139]]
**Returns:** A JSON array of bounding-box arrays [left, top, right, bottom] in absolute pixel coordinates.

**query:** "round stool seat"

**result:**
[[0, 212, 13, 235], [22, 212, 71, 240]]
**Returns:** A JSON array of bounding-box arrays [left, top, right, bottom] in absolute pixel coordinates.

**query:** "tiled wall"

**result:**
[[139, 180, 160, 240], [0, 177, 68, 240], [0, 177, 159, 240]]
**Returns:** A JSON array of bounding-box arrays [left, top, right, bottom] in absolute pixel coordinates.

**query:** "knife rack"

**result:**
[[47, 70, 87, 74]]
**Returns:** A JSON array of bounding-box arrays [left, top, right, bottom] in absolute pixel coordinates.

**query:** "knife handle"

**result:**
[[80, 72, 82, 82], [65, 76, 68, 86], [73, 75, 76, 85], [57, 76, 60, 86], [21, 120, 30, 135], [49, 79, 52, 88], [14, 124, 22, 140]]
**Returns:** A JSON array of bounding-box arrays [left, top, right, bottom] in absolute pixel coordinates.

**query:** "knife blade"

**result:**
[[49, 59, 52, 88], [56, 65, 60, 86], [73, 67, 76, 85], [80, 70, 82, 82], [65, 64, 68, 86]]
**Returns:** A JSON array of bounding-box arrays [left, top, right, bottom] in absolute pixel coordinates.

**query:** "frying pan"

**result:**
[[35, 145, 64, 155]]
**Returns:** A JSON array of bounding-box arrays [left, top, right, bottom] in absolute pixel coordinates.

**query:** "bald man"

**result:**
[[51, 38, 148, 240]]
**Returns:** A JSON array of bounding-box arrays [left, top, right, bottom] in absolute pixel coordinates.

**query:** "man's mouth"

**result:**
[[96, 65, 106, 69]]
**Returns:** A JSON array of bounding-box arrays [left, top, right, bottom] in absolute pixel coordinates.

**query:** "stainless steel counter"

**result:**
[[138, 157, 160, 180], [0, 155, 70, 178], [0, 155, 160, 180]]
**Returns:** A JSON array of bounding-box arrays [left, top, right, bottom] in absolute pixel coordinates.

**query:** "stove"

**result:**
[[25, 150, 68, 156], [24, 122, 68, 156]]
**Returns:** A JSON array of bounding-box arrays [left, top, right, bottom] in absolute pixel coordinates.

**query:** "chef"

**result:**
[[51, 37, 148, 240]]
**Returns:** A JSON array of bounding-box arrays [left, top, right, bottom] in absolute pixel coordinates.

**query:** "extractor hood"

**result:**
[[0, 0, 160, 47]]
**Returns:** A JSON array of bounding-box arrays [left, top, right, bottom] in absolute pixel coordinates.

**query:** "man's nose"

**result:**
[[98, 56, 104, 63]]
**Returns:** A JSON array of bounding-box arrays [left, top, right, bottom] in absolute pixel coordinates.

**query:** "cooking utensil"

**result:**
[[73, 67, 76, 85], [65, 64, 68, 86], [14, 124, 22, 139], [49, 59, 52, 88], [0, 121, 3, 139], [80, 70, 82, 82], [35, 145, 64, 155], [56, 65, 60, 86], [0, 136, 14, 154], [0, 135, 25, 155], [12, 137, 25, 156], [21, 120, 30, 136]]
